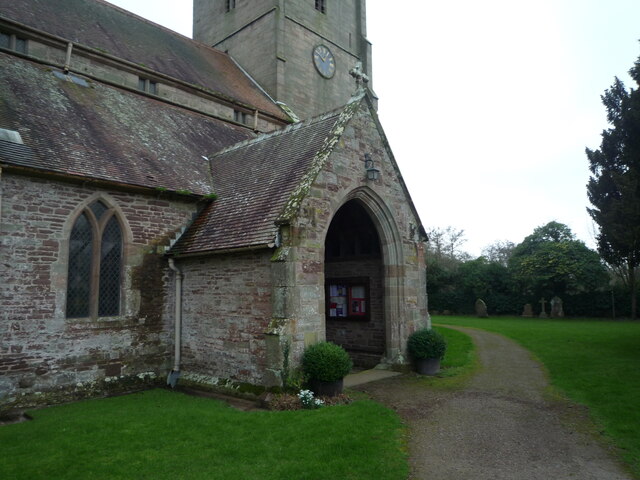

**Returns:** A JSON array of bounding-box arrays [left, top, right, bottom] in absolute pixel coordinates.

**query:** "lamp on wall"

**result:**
[[364, 153, 380, 181]]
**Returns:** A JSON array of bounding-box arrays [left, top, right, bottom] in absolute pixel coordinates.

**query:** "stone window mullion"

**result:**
[[87, 209, 101, 320]]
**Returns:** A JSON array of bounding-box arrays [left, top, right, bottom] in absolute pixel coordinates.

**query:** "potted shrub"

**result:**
[[407, 328, 447, 375], [302, 341, 353, 397]]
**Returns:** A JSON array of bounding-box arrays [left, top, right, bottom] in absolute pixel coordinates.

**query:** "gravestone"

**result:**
[[538, 297, 548, 318], [475, 298, 489, 318], [521, 304, 534, 318], [550, 296, 564, 318]]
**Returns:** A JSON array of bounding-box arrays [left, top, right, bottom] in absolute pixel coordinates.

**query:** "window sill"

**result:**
[[65, 316, 144, 329]]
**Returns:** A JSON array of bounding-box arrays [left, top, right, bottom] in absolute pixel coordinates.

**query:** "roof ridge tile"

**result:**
[[211, 95, 364, 158]]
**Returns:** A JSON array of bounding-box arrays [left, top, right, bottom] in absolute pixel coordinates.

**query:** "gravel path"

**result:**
[[354, 327, 632, 480]]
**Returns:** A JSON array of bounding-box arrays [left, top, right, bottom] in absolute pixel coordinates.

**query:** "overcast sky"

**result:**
[[108, 0, 640, 256]]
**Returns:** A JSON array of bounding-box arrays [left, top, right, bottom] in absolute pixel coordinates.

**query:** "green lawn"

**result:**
[[434, 325, 477, 383], [435, 315, 640, 477], [0, 389, 407, 480]]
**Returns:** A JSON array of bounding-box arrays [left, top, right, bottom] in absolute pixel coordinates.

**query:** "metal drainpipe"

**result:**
[[167, 258, 183, 387]]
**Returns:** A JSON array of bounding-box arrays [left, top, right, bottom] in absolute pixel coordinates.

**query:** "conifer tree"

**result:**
[[586, 53, 640, 319]]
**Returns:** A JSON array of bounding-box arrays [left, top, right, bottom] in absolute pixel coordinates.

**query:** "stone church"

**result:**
[[0, 0, 429, 410]]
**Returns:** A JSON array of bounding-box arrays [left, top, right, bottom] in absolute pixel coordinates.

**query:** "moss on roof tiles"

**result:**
[[0, 54, 254, 194], [0, 0, 287, 120]]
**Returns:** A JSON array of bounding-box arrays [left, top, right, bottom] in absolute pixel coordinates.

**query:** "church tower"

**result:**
[[193, 0, 372, 120]]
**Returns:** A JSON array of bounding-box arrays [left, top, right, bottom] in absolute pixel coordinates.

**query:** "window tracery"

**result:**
[[66, 200, 122, 319]]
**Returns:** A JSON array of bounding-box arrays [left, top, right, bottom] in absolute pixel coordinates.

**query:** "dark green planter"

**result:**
[[309, 378, 344, 397], [414, 358, 441, 375]]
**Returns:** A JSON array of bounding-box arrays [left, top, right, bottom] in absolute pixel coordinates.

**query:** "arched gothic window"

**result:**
[[66, 200, 123, 318]]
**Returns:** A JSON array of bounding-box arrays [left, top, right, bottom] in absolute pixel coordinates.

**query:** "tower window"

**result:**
[[67, 200, 123, 319], [138, 77, 158, 95], [315, 0, 326, 14], [226, 0, 236, 12], [0, 31, 28, 54]]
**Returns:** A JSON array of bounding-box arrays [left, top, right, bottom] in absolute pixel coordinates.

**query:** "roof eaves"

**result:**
[[0, 162, 208, 199], [168, 241, 273, 259]]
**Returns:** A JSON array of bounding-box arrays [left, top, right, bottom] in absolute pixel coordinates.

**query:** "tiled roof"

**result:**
[[0, 53, 253, 195], [0, 0, 288, 121], [169, 92, 427, 255], [170, 108, 350, 255]]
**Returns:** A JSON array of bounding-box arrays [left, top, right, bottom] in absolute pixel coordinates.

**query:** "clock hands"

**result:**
[[313, 45, 335, 77]]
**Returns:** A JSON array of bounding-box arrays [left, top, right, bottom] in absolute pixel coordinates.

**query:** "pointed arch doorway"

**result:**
[[324, 199, 385, 368]]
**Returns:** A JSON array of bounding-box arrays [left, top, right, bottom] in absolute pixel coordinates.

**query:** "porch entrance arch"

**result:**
[[324, 190, 404, 367]]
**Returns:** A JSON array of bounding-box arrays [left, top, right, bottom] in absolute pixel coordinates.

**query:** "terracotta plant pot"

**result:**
[[414, 357, 441, 375], [309, 378, 344, 397]]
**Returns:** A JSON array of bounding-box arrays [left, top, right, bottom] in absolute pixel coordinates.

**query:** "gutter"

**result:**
[[167, 258, 183, 388]]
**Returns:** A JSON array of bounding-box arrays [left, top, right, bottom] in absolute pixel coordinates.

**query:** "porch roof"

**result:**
[[169, 108, 347, 255]]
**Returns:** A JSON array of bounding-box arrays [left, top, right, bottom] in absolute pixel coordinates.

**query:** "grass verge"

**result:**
[[435, 315, 640, 478], [407, 326, 478, 390], [435, 326, 478, 383], [0, 389, 407, 480]]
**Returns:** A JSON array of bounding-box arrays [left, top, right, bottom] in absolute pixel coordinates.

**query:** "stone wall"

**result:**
[[0, 173, 196, 409], [194, 0, 369, 120], [200, 7, 279, 100], [279, 20, 361, 119], [177, 250, 274, 387]]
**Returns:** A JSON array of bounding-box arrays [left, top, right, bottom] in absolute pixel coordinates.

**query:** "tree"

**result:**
[[586, 58, 640, 319], [481, 240, 516, 267], [425, 226, 470, 313], [458, 257, 518, 314], [509, 222, 609, 304], [426, 226, 470, 263]]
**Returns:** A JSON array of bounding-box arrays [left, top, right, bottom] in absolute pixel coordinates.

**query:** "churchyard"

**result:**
[[2, 320, 638, 479]]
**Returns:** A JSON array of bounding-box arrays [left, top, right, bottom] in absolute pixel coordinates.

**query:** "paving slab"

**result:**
[[344, 368, 402, 387], [354, 327, 633, 480]]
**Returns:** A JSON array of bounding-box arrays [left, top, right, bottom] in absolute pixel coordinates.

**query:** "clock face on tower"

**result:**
[[312, 45, 336, 79]]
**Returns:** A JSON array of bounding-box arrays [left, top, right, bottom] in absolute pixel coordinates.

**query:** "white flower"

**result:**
[[298, 389, 323, 409]]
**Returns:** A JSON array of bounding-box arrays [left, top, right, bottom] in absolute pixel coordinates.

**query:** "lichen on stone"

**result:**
[[266, 317, 287, 335], [270, 246, 290, 262], [276, 95, 364, 225]]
